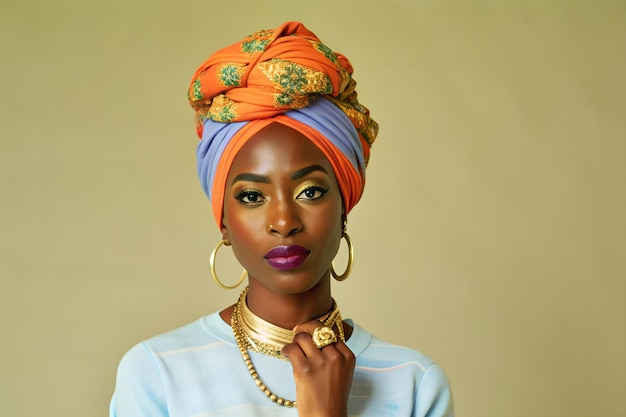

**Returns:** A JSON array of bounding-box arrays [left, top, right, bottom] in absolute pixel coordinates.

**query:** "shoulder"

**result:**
[[142, 313, 228, 352], [111, 313, 233, 416], [349, 322, 455, 416], [356, 333, 444, 383], [351, 322, 437, 371], [115, 312, 231, 379]]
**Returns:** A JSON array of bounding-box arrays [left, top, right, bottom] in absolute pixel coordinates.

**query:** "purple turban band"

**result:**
[[197, 98, 366, 226]]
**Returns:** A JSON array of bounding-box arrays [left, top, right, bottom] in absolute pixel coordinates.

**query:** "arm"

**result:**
[[109, 343, 169, 417], [415, 363, 454, 417]]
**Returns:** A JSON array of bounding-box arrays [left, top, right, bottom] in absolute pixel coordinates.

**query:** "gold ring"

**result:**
[[312, 326, 338, 349]]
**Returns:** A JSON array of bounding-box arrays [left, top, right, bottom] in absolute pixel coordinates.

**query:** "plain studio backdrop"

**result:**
[[1, 1, 624, 416]]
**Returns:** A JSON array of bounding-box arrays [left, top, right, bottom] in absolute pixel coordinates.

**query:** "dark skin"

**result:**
[[217, 123, 355, 417]]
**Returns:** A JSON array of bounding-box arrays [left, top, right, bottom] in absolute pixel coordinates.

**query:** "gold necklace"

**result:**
[[239, 287, 340, 359], [231, 287, 345, 407]]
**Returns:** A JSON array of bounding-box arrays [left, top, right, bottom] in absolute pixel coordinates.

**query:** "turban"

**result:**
[[188, 21, 378, 227]]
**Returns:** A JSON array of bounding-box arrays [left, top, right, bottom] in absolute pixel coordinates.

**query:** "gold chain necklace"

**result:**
[[231, 287, 345, 407]]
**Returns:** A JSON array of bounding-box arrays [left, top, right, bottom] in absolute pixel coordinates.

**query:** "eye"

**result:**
[[235, 189, 266, 205], [296, 185, 328, 201]]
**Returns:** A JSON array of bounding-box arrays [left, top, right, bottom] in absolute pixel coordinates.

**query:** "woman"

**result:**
[[110, 21, 454, 417]]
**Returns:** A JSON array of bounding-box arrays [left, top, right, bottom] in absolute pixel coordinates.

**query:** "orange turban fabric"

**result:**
[[188, 21, 378, 227]]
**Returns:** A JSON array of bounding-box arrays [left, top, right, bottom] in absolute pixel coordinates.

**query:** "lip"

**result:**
[[264, 245, 311, 271]]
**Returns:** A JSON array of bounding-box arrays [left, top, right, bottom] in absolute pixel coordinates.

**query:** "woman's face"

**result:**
[[222, 123, 344, 295]]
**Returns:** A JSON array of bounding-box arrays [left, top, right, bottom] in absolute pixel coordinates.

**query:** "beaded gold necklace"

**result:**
[[231, 287, 345, 407]]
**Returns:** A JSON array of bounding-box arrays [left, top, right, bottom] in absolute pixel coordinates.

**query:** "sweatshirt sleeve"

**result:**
[[415, 363, 454, 417], [109, 343, 169, 417]]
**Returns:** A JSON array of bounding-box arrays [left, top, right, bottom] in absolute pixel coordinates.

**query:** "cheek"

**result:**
[[330, 192, 344, 227], [313, 196, 344, 240], [223, 203, 264, 245]]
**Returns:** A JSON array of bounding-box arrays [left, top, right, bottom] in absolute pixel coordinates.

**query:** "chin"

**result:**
[[253, 271, 329, 295]]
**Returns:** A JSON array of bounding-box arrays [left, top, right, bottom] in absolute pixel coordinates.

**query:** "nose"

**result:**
[[268, 199, 303, 237]]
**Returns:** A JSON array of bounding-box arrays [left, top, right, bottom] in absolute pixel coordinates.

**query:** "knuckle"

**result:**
[[346, 352, 356, 366], [324, 348, 343, 362], [293, 332, 312, 344], [296, 363, 314, 376], [281, 343, 294, 356], [293, 320, 321, 335]]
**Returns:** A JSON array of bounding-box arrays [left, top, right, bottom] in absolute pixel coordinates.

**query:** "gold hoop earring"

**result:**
[[210, 240, 247, 289], [331, 232, 353, 281]]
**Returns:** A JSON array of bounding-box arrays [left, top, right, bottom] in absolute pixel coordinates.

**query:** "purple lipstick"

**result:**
[[264, 245, 310, 271]]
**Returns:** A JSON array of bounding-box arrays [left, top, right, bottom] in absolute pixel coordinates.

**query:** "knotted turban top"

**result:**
[[188, 21, 378, 227]]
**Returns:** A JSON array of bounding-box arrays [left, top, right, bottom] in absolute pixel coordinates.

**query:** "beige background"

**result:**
[[1, 0, 624, 416]]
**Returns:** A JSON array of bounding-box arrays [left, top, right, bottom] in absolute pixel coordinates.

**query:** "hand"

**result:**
[[281, 320, 355, 417]]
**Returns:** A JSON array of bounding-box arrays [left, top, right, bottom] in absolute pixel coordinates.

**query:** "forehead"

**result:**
[[228, 123, 334, 176]]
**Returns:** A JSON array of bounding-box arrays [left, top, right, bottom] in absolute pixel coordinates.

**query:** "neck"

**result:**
[[244, 275, 333, 330]]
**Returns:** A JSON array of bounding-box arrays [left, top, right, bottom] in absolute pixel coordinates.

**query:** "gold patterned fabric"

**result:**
[[188, 21, 378, 165]]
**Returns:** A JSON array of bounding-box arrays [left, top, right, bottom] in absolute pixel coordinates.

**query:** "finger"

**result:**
[[290, 320, 331, 356], [334, 339, 356, 364], [280, 317, 318, 359], [282, 318, 333, 359], [294, 319, 345, 345], [297, 334, 347, 364], [281, 340, 306, 363], [292, 319, 325, 336]]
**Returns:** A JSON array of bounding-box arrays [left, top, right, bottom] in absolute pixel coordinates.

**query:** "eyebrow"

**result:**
[[291, 164, 329, 180], [231, 173, 270, 185], [231, 164, 329, 185]]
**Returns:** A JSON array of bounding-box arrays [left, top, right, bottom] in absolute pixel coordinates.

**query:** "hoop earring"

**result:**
[[209, 240, 247, 289], [331, 232, 353, 281]]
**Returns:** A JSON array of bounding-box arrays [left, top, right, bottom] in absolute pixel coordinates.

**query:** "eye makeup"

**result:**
[[293, 180, 329, 201]]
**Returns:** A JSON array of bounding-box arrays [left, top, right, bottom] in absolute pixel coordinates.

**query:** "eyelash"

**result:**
[[295, 185, 328, 201], [233, 183, 329, 206], [234, 188, 265, 205]]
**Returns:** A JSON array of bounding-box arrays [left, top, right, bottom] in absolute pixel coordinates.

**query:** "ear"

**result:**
[[221, 225, 230, 242]]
